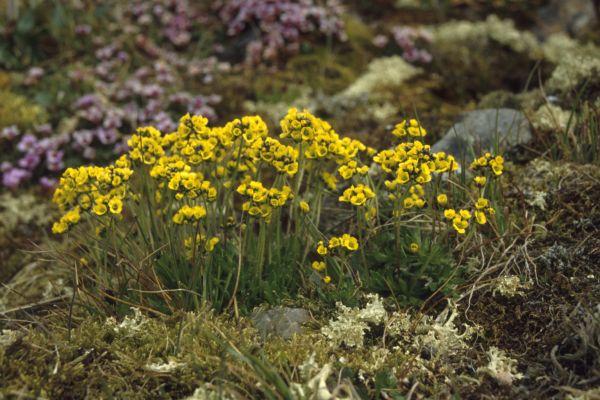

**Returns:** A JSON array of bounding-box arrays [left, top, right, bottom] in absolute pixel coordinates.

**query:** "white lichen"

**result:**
[[547, 56, 600, 93], [0, 192, 55, 234], [0, 329, 20, 348], [493, 275, 532, 297], [526, 190, 548, 211], [542, 33, 600, 65], [413, 300, 479, 359], [321, 294, 386, 348], [183, 385, 233, 400], [291, 353, 351, 400], [477, 346, 523, 386], [530, 103, 574, 133], [145, 359, 185, 373], [431, 15, 541, 57], [340, 56, 422, 99], [107, 307, 147, 335]]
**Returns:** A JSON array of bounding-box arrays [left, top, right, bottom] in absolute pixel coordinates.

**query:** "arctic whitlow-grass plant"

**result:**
[[50, 109, 504, 314]]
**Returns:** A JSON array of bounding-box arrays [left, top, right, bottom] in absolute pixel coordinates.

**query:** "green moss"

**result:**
[[0, 90, 47, 129]]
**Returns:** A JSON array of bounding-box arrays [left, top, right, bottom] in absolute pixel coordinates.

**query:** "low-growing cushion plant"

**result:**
[[49, 109, 505, 315]]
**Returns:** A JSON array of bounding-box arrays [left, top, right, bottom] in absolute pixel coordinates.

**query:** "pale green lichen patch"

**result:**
[[493, 276, 532, 298], [339, 56, 423, 99], [477, 346, 523, 386], [321, 293, 387, 348], [431, 15, 541, 57]]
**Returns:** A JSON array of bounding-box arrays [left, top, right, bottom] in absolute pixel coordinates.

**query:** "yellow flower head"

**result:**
[[452, 217, 469, 234], [444, 209, 456, 219], [108, 197, 123, 214], [436, 194, 448, 206], [341, 234, 359, 251], [312, 261, 326, 272], [475, 197, 489, 209], [475, 210, 487, 225], [409, 242, 419, 253], [474, 176, 487, 187], [339, 184, 375, 207], [317, 241, 328, 255], [299, 201, 310, 213], [205, 237, 220, 252]]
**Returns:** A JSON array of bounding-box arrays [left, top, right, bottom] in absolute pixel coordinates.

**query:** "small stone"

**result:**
[[251, 307, 310, 339], [431, 108, 531, 163]]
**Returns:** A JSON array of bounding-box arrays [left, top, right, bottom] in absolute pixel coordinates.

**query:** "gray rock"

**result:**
[[431, 108, 531, 162], [251, 307, 310, 339], [536, 0, 598, 39]]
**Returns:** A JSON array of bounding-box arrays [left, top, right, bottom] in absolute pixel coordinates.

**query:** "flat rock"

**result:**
[[251, 307, 310, 339], [431, 108, 531, 163]]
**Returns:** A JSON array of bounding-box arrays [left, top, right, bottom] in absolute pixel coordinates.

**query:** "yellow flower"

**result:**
[[436, 194, 448, 206], [205, 237, 220, 252], [52, 220, 68, 234], [317, 241, 328, 255], [475, 211, 487, 225], [409, 242, 419, 253], [93, 203, 108, 216], [474, 176, 487, 187], [173, 212, 184, 224], [452, 217, 469, 234], [173, 205, 207, 224], [108, 197, 123, 214], [323, 275, 332, 284], [65, 207, 81, 224], [459, 209, 472, 219], [341, 234, 359, 251], [339, 184, 375, 206], [328, 237, 341, 248], [392, 120, 407, 137], [475, 197, 489, 209], [444, 209, 456, 219], [299, 201, 310, 213], [312, 261, 326, 272]]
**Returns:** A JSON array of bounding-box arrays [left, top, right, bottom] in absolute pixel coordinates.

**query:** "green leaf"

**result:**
[[16, 10, 35, 33]]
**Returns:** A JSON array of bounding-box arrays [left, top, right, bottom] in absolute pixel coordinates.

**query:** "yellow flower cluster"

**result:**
[[377, 139, 458, 190], [320, 172, 338, 191], [338, 159, 369, 180], [172, 205, 207, 224], [470, 153, 505, 178], [315, 234, 359, 256], [443, 197, 496, 234], [52, 155, 133, 234], [150, 156, 217, 201], [444, 208, 471, 234], [281, 108, 371, 181], [391, 118, 427, 138], [312, 234, 359, 283], [401, 184, 427, 209], [260, 137, 299, 176], [184, 233, 220, 259], [339, 184, 375, 206], [280, 107, 318, 143], [236, 181, 293, 219], [128, 127, 165, 165], [173, 114, 230, 165], [53, 110, 505, 259]]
